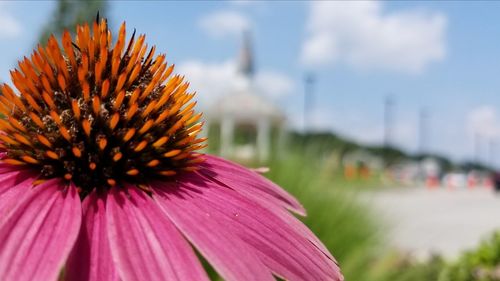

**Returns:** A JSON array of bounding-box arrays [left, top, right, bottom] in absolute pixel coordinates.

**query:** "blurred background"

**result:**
[[4, 1, 500, 280]]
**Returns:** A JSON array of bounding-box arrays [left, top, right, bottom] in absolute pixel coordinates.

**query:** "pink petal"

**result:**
[[65, 188, 119, 281], [154, 185, 275, 281], [0, 173, 38, 212], [0, 164, 19, 177], [201, 158, 333, 261], [106, 185, 209, 281], [200, 155, 334, 263], [154, 173, 343, 281], [0, 179, 82, 281], [0, 168, 36, 196], [267, 203, 336, 262], [200, 154, 306, 215]]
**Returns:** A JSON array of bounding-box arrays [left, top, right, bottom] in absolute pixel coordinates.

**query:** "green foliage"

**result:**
[[439, 232, 500, 281], [373, 231, 500, 281], [372, 253, 445, 281], [265, 148, 383, 281], [288, 131, 360, 160], [288, 131, 493, 173], [206, 123, 221, 153], [39, 0, 108, 43]]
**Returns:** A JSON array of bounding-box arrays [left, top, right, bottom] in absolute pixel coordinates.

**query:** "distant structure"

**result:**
[[383, 96, 394, 148], [418, 108, 429, 154], [206, 32, 286, 162], [303, 73, 315, 132]]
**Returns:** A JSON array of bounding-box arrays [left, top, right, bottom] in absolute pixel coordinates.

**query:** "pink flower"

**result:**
[[0, 18, 343, 281]]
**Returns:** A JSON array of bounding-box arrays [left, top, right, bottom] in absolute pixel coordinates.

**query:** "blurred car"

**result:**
[[442, 172, 467, 189], [492, 172, 500, 192]]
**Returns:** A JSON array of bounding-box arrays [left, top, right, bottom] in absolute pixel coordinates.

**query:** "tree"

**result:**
[[39, 0, 108, 44]]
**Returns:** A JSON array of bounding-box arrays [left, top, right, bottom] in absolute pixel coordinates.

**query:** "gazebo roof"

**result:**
[[207, 31, 285, 124], [207, 86, 285, 123]]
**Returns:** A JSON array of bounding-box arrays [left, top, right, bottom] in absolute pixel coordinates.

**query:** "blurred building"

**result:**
[[341, 149, 384, 179], [206, 33, 286, 163]]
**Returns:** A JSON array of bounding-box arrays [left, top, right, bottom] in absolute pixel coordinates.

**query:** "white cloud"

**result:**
[[177, 60, 237, 107], [177, 60, 294, 108], [254, 71, 293, 99], [466, 106, 500, 139], [301, 2, 447, 73], [0, 3, 21, 38], [199, 10, 250, 38]]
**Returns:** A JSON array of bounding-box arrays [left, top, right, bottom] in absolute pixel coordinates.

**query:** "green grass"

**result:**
[[265, 151, 384, 281], [438, 232, 500, 281]]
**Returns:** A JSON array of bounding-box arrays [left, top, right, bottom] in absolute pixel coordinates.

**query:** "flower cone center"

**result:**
[[0, 19, 206, 194]]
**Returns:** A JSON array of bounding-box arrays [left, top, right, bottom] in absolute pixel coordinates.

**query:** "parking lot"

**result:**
[[368, 186, 500, 258]]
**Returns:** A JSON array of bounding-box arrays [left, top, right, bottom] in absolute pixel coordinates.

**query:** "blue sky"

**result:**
[[1, 1, 500, 166]]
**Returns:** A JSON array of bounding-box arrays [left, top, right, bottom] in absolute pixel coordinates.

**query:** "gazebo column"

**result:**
[[220, 117, 234, 158], [276, 124, 287, 159], [256, 118, 270, 162]]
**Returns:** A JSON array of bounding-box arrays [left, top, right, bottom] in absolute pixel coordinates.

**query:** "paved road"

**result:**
[[366, 186, 500, 259]]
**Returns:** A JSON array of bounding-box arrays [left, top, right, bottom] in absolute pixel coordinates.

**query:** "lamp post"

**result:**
[[304, 73, 315, 133], [418, 108, 429, 154], [383, 96, 394, 149]]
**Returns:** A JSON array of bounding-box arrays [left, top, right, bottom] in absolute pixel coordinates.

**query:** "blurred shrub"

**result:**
[[372, 252, 444, 281], [439, 232, 500, 281], [265, 149, 382, 281]]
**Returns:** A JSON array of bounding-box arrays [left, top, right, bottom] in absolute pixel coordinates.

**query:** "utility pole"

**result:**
[[474, 133, 480, 164], [304, 73, 315, 133], [489, 139, 496, 168], [383, 96, 394, 167], [418, 108, 428, 154], [383, 96, 394, 148]]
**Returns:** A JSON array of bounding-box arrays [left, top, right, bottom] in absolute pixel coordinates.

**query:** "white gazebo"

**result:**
[[205, 32, 286, 162]]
